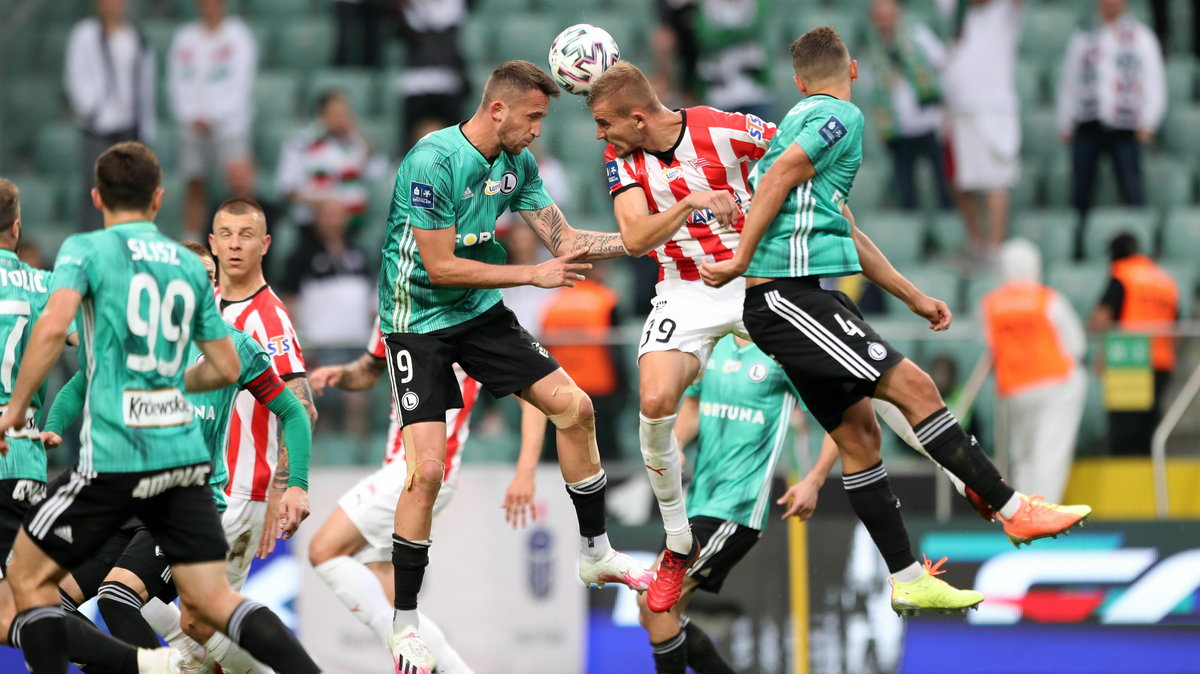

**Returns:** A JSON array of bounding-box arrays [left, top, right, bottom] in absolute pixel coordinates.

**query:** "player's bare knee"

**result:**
[[546, 385, 594, 431], [308, 536, 333, 567], [639, 390, 676, 419]]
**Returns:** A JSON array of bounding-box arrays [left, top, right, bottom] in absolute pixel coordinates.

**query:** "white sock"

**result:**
[[140, 598, 209, 664], [205, 632, 272, 674], [639, 414, 692, 554], [579, 531, 612, 561], [872, 399, 967, 497], [999, 493, 1024, 520], [314, 556, 393, 641], [393, 608, 420, 634], [893, 561, 924, 583], [418, 611, 474, 674]]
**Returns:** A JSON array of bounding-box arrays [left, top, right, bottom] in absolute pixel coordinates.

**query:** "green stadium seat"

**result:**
[[1166, 56, 1196, 104], [1083, 207, 1158, 260], [37, 25, 73, 75], [494, 15, 561, 67], [1041, 155, 1073, 209], [1011, 160, 1040, 213], [794, 8, 863, 45], [254, 70, 301, 128], [922, 336, 988, 388], [35, 123, 81, 174], [256, 122, 307, 179], [276, 19, 334, 70], [1076, 375, 1107, 454], [356, 118, 398, 166], [927, 211, 967, 257], [10, 176, 59, 225], [486, 0, 534, 13], [576, 13, 648, 62], [247, 20, 277, 70], [461, 17, 495, 66], [146, 127, 178, 173], [1160, 105, 1200, 166], [4, 79, 62, 159], [1021, 5, 1083, 61], [1169, 0, 1195, 56], [1161, 208, 1200, 262], [169, 0, 196, 19], [156, 173, 187, 240], [1013, 209, 1076, 265], [861, 211, 924, 265], [141, 19, 177, 62], [850, 164, 889, 211], [1046, 263, 1108, 317], [1016, 60, 1043, 107], [1021, 108, 1061, 163], [244, 0, 312, 19], [305, 68, 380, 118], [884, 266, 960, 316], [1146, 157, 1194, 210]]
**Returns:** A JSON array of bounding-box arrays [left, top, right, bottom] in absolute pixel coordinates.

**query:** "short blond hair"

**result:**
[[790, 26, 850, 84], [585, 61, 662, 115]]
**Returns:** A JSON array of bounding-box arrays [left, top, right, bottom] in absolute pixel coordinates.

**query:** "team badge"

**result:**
[[662, 167, 683, 182], [410, 182, 434, 209], [401, 391, 420, 411], [868, 343, 888, 361], [605, 160, 621, 188], [818, 116, 848, 146], [486, 171, 519, 195], [748, 362, 768, 382]]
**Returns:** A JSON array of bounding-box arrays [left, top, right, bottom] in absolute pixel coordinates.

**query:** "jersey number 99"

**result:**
[[126, 273, 196, 377]]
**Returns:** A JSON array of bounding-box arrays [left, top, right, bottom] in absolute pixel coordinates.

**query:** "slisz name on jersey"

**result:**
[[700, 402, 766, 424], [131, 464, 211, 499], [127, 240, 181, 266]]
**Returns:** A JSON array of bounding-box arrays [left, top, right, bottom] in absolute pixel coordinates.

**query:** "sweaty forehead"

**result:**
[[213, 211, 265, 236], [510, 89, 550, 115]]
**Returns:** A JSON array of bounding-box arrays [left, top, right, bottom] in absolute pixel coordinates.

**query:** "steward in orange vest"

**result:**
[[1091, 232, 1179, 372]]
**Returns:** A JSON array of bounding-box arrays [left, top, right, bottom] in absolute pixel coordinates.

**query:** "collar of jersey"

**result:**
[[108, 220, 158, 232], [0, 249, 17, 262], [647, 109, 688, 164], [456, 122, 497, 168]]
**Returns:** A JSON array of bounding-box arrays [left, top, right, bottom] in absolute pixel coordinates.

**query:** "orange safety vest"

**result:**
[[541, 280, 619, 396], [982, 281, 1076, 397], [1111, 254, 1178, 371]]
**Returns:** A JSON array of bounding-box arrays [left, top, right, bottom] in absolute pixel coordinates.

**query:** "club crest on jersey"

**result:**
[[401, 391, 420, 411], [410, 182, 434, 209], [748, 362, 768, 382], [265, 335, 292, 356], [605, 160, 620, 188], [868, 343, 888, 361], [745, 114, 766, 141], [688, 157, 710, 170], [485, 171, 519, 195], [662, 167, 683, 182], [818, 116, 848, 146]]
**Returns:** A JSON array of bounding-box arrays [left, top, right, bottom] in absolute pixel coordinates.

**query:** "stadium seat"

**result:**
[[1021, 108, 1060, 163], [9, 175, 59, 225], [1146, 157, 1194, 211], [1013, 209, 1076, 265], [254, 70, 301, 129], [256, 122, 307, 178], [356, 117, 399, 166], [34, 123, 81, 175], [461, 17, 494, 66], [927, 211, 967, 257], [1082, 207, 1158, 260], [141, 19, 178, 65], [1166, 56, 1196, 104], [156, 173, 187, 240], [1020, 5, 1083, 62], [850, 165, 889, 211], [1046, 263, 1108, 317], [245, 0, 312, 19], [861, 211, 924, 265], [276, 19, 334, 70], [1010, 160, 1040, 213], [494, 15, 562, 67], [146, 127, 178, 172], [1161, 208, 1200, 262], [247, 20, 277, 70], [305, 68, 380, 118], [1160, 105, 1200, 166], [1016, 60, 1043, 107], [36, 25, 73, 75]]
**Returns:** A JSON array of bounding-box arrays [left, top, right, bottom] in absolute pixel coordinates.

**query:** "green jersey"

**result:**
[[49, 221, 229, 474], [0, 250, 50, 481], [378, 125, 554, 334], [186, 327, 273, 510], [685, 335, 798, 530], [745, 94, 864, 279]]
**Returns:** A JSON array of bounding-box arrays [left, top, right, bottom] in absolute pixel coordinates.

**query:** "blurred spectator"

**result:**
[[17, 239, 46, 271], [982, 239, 1086, 503], [1058, 0, 1165, 261], [941, 0, 1021, 259], [280, 199, 374, 437], [652, 0, 700, 107], [396, 0, 471, 152], [541, 261, 629, 463], [860, 0, 952, 211], [64, 0, 156, 231], [652, 0, 771, 119], [333, 0, 384, 68], [1090, 232, 1179, 455], [275, 90, 386, 235], [169, 0, 258, 240]]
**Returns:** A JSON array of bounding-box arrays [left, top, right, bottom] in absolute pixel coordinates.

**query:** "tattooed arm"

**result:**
[[258, 375, 316, 558], [309, 352, 386, 394], [518, 204, 629, 260]]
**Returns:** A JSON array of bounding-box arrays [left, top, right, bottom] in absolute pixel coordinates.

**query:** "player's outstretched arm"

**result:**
[[185, 336, 241, 392], [701, 144, 817, 287], [0, 290, 80, 452], [309, 352, 386, 394], [673, 395, 700, 454], [846, 206, 951, 331], [519, 204, 628, 261], [415, 226, 592, 289], [39, 370, 87, 449], [502, 398, 546, 530], [778, 432, 840, 521]]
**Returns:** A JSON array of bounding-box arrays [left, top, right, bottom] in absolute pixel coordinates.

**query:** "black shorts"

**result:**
[[744, 278, 906, 431], [0, 479, 44, 575], [681, 516, 761, 594], [23, 464, 228, 571], [70, 518, 175, 603], [385, 302, 560, 426]]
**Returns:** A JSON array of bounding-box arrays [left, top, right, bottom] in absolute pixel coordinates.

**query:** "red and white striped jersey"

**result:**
[[366, 322, 477, 481], [219, 285, 307, 501], [605, 106, 776, 282]]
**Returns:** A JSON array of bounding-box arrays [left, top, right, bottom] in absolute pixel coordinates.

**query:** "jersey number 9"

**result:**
[[126, 273, 197, 377]]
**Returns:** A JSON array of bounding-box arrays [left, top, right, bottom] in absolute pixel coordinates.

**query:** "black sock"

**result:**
[[683, 619, 735, 674], [651, 629, 687, 674], [58, 588, 80, 615], [392, 534, 431, 611], [226, 600, 320, 674], [11, 606, 69, 673], [565, 470, 607, 537], [97, 581, 159, 648], [915, 407, 1015, 510], [62, 612, 138, 674], [843, 461, 918, 574]]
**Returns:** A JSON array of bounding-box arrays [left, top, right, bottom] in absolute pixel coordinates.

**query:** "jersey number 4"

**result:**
[[126, 273, 197, 377], [835, 314, 866, 338]]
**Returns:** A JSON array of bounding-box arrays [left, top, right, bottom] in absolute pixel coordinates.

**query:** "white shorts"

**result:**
[[179, 124, 251, 180], [337, 460, 458, 553], [949, 111, 1020, 191], [637, 277, 749, 376], [221, 497, 267, 591]]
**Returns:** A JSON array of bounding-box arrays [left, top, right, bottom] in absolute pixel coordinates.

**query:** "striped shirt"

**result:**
[[605, 106, 775, 282], [219, 285, 306, 501]]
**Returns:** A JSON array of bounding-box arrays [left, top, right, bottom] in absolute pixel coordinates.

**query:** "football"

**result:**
[[547, 23, 621, 96]]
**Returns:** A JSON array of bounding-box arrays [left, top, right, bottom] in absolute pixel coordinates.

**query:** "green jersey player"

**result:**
[[0, 142, 321, 674], [700, 27, 1090, 617], [378, 60, 645, 674]]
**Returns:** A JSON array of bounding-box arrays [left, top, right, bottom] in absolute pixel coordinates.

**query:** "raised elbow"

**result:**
[[218, 359, 241, 386]]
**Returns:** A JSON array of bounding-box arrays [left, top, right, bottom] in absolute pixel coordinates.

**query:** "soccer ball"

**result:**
[[548, 24, 620, 96]]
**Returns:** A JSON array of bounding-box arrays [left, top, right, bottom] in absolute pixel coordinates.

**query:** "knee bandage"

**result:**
[[400, 427, 446, 491], [546, 385, 600, 466]]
